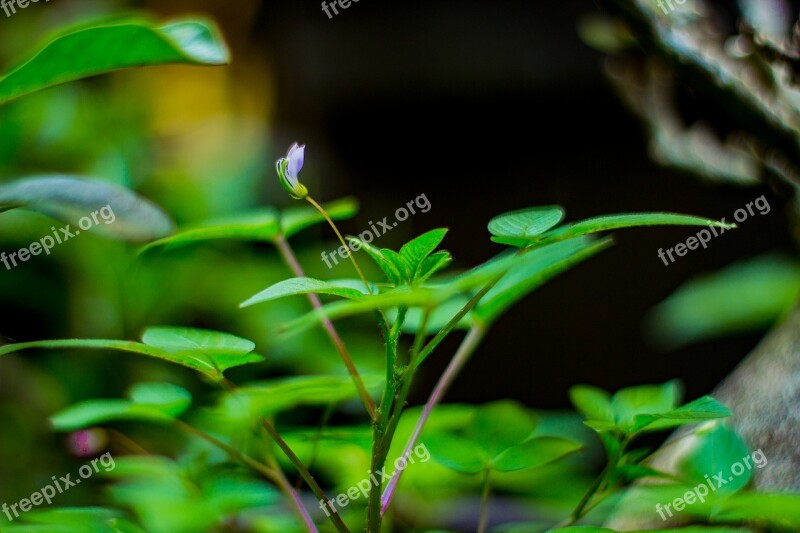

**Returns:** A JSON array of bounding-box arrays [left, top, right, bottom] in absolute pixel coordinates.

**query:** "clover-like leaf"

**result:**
[[488, 206, 566, 247]]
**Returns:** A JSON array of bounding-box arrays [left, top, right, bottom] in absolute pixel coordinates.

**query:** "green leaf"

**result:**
[[646, 254, 800, 349], [416, 251, 453, 284], [0, 328, 264, 381], [0, 18, 229, 105], [4, 507, 142, 533], [0, 176, 174, 241], [475, 236, 612, 323], [50, 400, 174, 431], [217, 375, 383, 419], [283, 285, 455, 333], [612, 381, 680, 429], [492, 436, 582, 472], [426, 432, 486, 474], [127, 382, 192, 418], [382, 249, 410, 283], [399, 228, 448, 275], [632, 396, 731, 433], [141, 326, 262, 373], [570, 385, 614, 423], [348, 236, 404, 285], [471, 401, 536, 458], [50, 381, 192, 431], [240, 277, 374, 308], [674, 423, 751, 493], [488, 206, 566, 247], [531, 213, 735, 248], [716, 492, 800, 527], [140, 210, 279, 254], [548, 527, 616, 533], [281, 197, 359, 238]]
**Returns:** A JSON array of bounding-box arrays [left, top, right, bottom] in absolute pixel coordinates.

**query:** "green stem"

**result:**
[[306, 196, 372, 293], [175, 420, 319, 533], [367, 309, 407, 532], [220, 378, 350, 533], [478, 469, 492, 533], [274, 233, 376, 421], [567, 434, 630, 525], [380, 324, 487, 515]]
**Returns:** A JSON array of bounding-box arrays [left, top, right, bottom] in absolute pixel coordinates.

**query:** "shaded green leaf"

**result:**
[[647, 254, 800, 349], [0, 18, 229, 105], [426, 432, 486, 474], [140, 210, 279, 254], [492, 436, 582, 472], [0, 176, 174, 241]]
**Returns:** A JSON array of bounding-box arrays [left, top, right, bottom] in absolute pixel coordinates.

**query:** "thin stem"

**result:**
[[274, 233, 376, 420], [565, 435, 630, 526], [175, 420, 319, 533], [219, 378, 350, 533], [478, 469, 492, 533], [305, 196, 371, 293], [410, 278, 499, 372], [381, 324, 487, 514], [259, 418, 350, 533]]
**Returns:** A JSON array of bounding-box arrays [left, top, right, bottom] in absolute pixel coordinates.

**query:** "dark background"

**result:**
[[5, 0, 792, 408], [245, 0, 791, 407]]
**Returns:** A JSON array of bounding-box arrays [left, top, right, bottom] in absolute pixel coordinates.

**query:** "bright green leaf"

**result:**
[[399, 228, 448, 274], [127, 382, 192, 418], [0, 18, 229, 105], [240, 277, 373, 308], [488, 206, 566, 247], [612, 381, 680, 428], [570, 385, 614, 423], [475, 236, 612, 323], [531, 213, 735, 248], [632, 396, 731, 433], [50, 400, 174, 431]]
